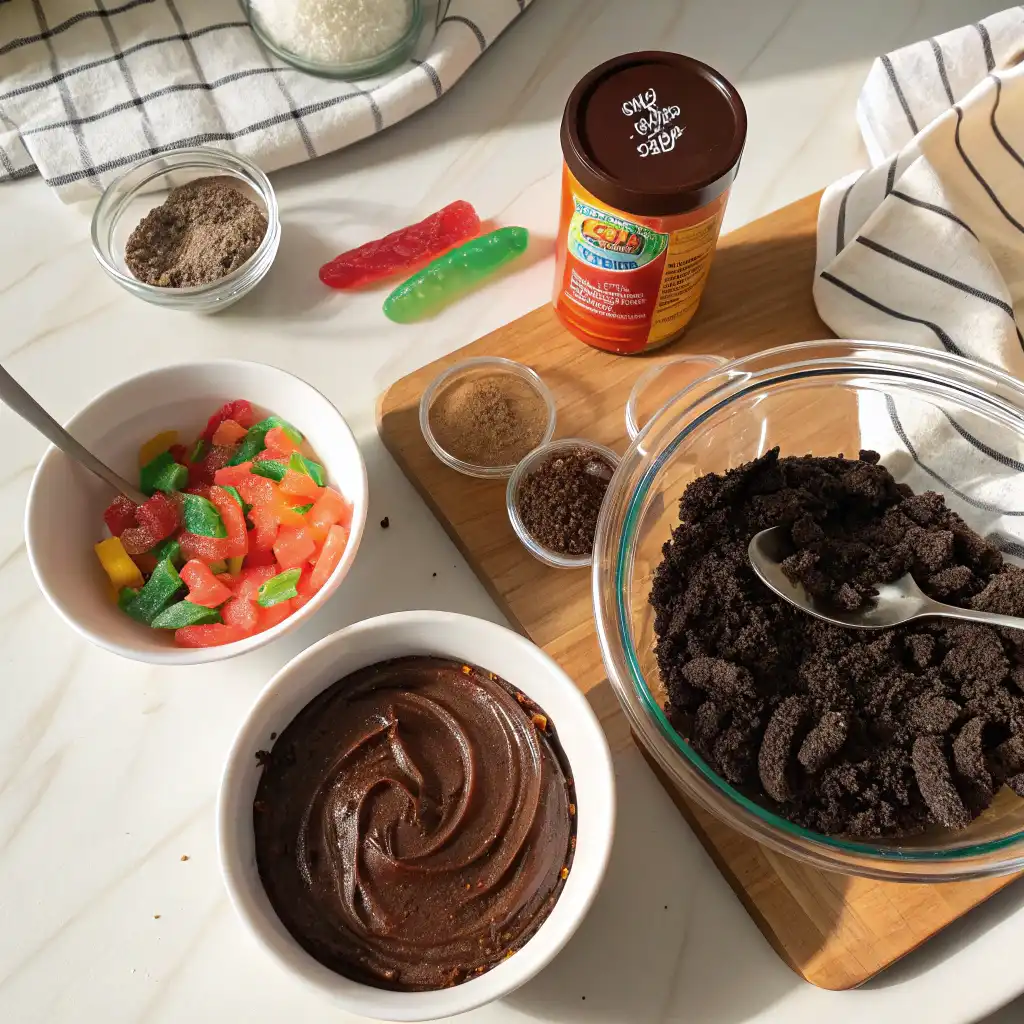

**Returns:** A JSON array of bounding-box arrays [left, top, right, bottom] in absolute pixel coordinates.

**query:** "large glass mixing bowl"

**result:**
[[593, 339, 1024, 881]]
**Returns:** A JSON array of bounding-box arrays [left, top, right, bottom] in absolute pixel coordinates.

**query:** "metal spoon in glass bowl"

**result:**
[[748, 524, 1024, 631], [0, 365, 148, 505]]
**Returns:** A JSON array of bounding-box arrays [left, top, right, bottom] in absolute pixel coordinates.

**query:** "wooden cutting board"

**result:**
[[376, 192, 1020, 990]]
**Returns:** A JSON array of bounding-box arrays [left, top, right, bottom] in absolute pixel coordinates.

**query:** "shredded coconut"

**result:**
[[250, 0, 414, 65]]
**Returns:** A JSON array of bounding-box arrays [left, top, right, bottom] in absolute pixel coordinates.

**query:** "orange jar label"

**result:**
[[553, 167, 728, 355]]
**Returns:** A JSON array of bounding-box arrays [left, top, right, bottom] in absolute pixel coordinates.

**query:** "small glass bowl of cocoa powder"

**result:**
[[91, 148, 280, 313], [507, 438, 620, 569], [420, 357, 556, 478]]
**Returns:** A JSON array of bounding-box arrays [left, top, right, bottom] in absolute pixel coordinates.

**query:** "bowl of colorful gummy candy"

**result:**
[[25, 361, 368, 665]]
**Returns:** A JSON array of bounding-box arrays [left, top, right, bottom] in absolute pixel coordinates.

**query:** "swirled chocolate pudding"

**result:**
[[651, 449, 1024, 837], [252, 656, 575, 991]]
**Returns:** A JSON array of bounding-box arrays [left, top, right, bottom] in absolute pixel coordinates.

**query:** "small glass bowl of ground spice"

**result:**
[[91, 148, 280, 313], [507, 439, 619, 569], [420, 357, 556, 478]]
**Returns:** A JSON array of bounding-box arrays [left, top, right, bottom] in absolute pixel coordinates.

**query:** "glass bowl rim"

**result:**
[[419, 356, 557, 479], [597, 338, 1024, 872], [90, 147, 280, 299]]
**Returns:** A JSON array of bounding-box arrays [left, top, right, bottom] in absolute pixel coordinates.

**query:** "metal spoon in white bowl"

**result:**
[[0, 365, 148, 505], [748, 524, 1024, 631]]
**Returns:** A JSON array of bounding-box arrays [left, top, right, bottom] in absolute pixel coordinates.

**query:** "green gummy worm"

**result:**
[[383, 226, 529, 324]]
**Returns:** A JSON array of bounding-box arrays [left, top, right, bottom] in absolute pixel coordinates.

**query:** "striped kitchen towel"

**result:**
[[814, 7, 1024, 555], [0, 0, 532, 202]]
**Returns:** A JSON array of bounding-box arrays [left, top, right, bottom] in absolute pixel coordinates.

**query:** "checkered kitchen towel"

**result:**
[[0, 0, 532, 202]]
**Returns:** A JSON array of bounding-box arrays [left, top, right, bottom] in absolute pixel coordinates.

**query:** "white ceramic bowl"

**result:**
[[25, 360, 368, 666], [217, 611, 616, 1022]]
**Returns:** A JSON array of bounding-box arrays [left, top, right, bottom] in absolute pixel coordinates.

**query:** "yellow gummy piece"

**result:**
[[226, 555, 244, 576], [208, 559, 228, 574], [94, 536, 145, 591], [138, 429, 179, 468]]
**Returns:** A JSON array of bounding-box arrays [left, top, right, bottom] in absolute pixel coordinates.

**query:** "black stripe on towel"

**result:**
[[21, 68, 283, 134], [165, 0, 229, 137], [439, 14, 486, 50], [29, 0, 99, 190], [885, 155, 898, 195], [0, 23, 249, 102], [854, 236, 1018, 321], [412, 59, 444, 99], [889, 189, 978, 239], [953, 103, 1024, 236], [988, 75, 1024, 172], [881, 54, 919, 134], [44, 92, 366, 187], [886, 395, 1024, 516], [835, 181, 855, 256], [944, 412, 1024, 472], [95, 0, 158, 151], [818, 271, 965, 357], [929, 38, 955, 105], [975, 21, 996, 71], [0, 0, 155, 58]]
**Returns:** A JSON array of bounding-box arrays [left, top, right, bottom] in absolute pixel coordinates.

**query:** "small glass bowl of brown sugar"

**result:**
[[507, 438, 620, 569], [420, 357, 556, 478], [91, 147, 280, 314]]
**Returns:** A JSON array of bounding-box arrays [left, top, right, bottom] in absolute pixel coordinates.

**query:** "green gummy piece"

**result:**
[[251, 459, 287, 481], [117, 587, 139, 611], [150, 601, 222, 629], [150, 461, 187, 494], [124, 559, 183, 625], [189, 438, 207, 463], [222, 485, 244, 508], [139, 451, 179, 496], [257, 568, 301, 608], [288, 451, 325, 486], [148, 537, 182, 566], [181, 493, 227, 538], [228, 416, 303, 466], [292, 503, 314, 514], [383, 227, 530, 324]]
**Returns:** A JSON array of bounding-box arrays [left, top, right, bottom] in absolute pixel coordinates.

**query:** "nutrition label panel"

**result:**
[[568, 268, 648, 322]]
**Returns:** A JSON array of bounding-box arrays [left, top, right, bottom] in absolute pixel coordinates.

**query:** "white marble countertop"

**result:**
[[3, 1, 1024, 1022]]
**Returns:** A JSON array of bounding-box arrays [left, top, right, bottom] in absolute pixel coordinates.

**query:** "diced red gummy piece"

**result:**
[[274, 526, 316, 570], [319, 201, 481, 290], [244, 538, 277, 567], [120, 492, 180, 555], [263, 427, 299, 460], [188, 445, 234, 487], [175, 623, 250, 648], [254, 600, 293, 633], [180, 560, 234, 608], [213, 462, 254, 488], [103, 495, 139, 537], [279, 469, 321, 502], [235, 565, 279, 603], [310, 524, 349, 592], [307, 488, 350, 535], [221, 596, 258, 633], [238, 473, 275, 507], [249, 504, 279, 552], [212, 419, 248, 447], [132, 551, 158, 576], [201, 400, 255, 443], [168, 443, 187, 464], [293, 567, 316, 609]]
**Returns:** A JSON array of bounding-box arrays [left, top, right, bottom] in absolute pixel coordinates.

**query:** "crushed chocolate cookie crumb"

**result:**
[[516, 446, 614, 556], [650, 448, 1024, 837]]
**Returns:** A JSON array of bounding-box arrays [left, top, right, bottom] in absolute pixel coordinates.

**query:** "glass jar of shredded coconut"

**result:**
[[247, 0, 422, 79]]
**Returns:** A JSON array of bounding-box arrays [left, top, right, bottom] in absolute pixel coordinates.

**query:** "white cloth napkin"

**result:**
[[814, 7, 1024, 557], [0, 0, 531, 203]]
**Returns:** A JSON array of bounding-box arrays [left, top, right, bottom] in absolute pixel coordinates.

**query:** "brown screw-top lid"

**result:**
[[560, 51, 747, 217]]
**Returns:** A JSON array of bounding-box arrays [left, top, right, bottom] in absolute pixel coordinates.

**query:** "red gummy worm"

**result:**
[[319, 200, 482, 290]]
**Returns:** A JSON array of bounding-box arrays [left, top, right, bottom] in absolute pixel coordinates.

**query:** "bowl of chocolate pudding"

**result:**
[[217, 611, 615, 1021]]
